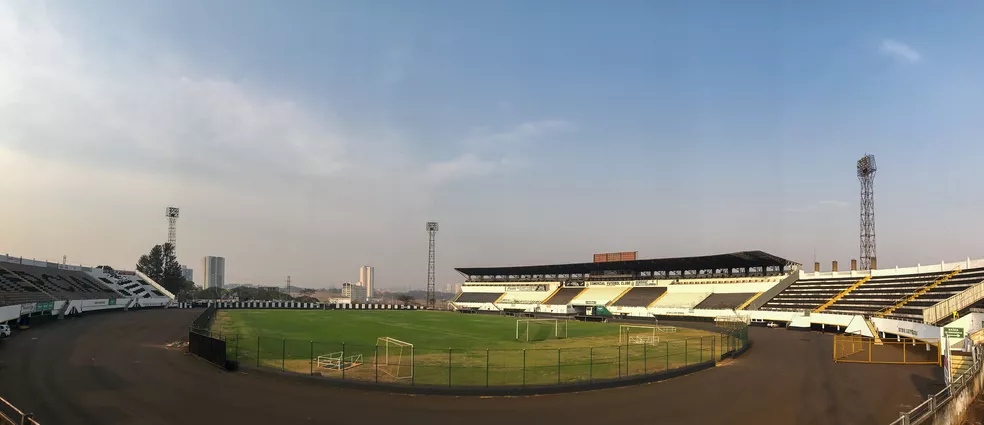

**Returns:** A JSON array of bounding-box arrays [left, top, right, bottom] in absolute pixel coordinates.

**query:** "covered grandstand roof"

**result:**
[[455, 250, 798, 277]]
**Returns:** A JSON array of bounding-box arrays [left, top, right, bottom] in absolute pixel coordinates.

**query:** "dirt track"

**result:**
[[0, 309, 944, 425]]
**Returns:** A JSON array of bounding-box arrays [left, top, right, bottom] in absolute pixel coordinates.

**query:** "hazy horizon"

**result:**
[[3, 1, 983, 290]]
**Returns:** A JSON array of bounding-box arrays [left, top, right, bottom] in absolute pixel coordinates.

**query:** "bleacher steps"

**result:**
[[606, 287, 634, 306], [876, 268, 962, 318], [541, 286, 564, 304], [646, 292, 669, 308], [736, 292, 763, 311], [813, 275, 872, 313], [950, 352, 973, 378], [865, 318, 884, 346]]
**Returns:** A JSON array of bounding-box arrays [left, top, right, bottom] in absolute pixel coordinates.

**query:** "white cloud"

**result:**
[[879, 39, 921, 63], [421, 120, 574, 185], [466, 119, 575, 150], [0, 4, 353, 186], [818, 200, 850, 208], [786, 200, 850, 213]]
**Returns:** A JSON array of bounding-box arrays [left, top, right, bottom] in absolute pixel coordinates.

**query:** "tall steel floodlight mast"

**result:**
[[426, 222, 439, 309], [166, 206, 180, 265], [857, 155, 877, 270]]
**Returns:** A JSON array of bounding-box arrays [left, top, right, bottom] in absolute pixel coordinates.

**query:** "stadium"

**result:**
[[3, 242, 984, 425]]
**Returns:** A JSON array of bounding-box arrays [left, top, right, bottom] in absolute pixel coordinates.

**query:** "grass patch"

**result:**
[[213, 310, 726, 387]]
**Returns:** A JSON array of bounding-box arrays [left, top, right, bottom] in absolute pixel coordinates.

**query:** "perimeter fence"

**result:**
[[188, 309, 749, 391]]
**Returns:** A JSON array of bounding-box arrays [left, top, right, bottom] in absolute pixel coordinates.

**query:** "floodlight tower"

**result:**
[[426, 222, 439, 309], [166, 206, 180, 259], [857, 155, 877, 270]]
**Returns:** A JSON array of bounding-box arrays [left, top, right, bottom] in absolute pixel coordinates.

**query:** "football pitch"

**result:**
[[211, 310, 729, 387]]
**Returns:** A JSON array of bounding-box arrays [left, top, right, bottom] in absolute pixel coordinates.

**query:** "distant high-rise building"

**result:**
[[181, 266, 194, 284], [360, 265, 374, 299], [342, 282, 366, 302], [203, 256, 225, 289]]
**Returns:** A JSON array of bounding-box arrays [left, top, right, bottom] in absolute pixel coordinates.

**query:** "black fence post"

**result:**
[[486, 349, 490, 388], [700, 337, 703, 362], [256, 335, 260, 368], [589, 347, 593, 382], [235, 333, 240, 362], [618, 344, 622, 378], [523, 349, 527, 387], [375, 345, 379, 383], [310, 340, 314, 375], [665, 341, 669, 371], [281, 338, 286, 371], [685, 338, 688, 366], [448, 348, 452, 387], [644, 342, 648, 373], [341, 342, 346, 380]]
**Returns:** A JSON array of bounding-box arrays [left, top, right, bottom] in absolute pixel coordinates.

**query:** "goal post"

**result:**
[[516, 319, 568, 342], [375, 337, 413, 379], [620, 325, 660, 346]]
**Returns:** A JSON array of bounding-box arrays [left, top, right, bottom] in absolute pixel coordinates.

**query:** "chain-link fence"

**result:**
[[213, 327, 748, 388]]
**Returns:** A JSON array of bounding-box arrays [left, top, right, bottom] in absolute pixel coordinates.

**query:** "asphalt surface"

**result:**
[[0, 309, 945, 425]]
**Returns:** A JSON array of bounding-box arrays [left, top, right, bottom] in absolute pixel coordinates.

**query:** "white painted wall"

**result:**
[[0, 304, 20, 322]]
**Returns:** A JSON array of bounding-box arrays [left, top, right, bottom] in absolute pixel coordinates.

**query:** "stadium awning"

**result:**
[[454, 250, 799, 278]]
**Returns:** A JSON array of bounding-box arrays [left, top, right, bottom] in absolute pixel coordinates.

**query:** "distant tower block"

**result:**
[[166, 206, 180, 259], [426, 222, 439, 309], [857, 155, 877, 270]]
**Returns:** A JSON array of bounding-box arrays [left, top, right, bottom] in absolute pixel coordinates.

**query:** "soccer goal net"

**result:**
[[516, 319, 568, 342], [375, 337, 413, 379], [620, 325, 660, 346]]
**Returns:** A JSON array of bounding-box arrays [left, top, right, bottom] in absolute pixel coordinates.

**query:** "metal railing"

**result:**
[[888, 344, 983, 425], [0, 397, 40, 425], [923, 279, 984, 325]]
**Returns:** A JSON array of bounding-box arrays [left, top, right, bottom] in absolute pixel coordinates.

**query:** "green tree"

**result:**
[[299, 288, 316, 296], [136, 243, 191, 295], [397, 294, 415, 306]]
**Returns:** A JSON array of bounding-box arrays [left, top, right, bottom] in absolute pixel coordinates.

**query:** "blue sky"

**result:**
[[2, 1, 983, 289]]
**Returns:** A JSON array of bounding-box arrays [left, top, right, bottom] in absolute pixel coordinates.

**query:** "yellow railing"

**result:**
[[646, 291, 669, 308], [833, 335, 940, 365], [813, 275, 871, 313], [876, 268, 962, 318], [540, 285, 564, 304], [735, 292, 762, 311], [606, 287, 634, 306]]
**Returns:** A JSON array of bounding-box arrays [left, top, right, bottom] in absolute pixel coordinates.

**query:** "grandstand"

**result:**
[[695, 293, 758, 310], [454, 251, 798, 316], [0, 254, 174, 324], [610, 287, 666, 307], [453, 251, 984, 348]]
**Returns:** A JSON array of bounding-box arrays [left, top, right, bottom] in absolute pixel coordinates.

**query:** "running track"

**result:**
[[0, 309, 945, 425]]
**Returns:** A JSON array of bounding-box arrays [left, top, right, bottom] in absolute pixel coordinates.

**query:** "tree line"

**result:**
[[133, 243, 417, 305]]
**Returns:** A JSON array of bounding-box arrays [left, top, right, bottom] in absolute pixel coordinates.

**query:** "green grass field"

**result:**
[[211, 310, 729, 387]]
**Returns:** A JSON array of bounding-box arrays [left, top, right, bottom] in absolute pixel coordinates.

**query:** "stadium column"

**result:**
[[589, 347, 593, 382]]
